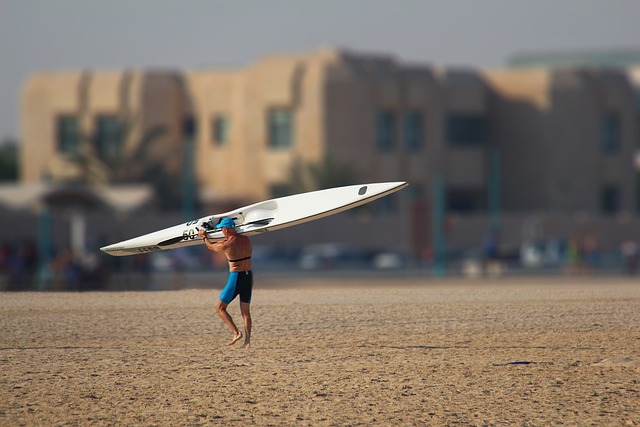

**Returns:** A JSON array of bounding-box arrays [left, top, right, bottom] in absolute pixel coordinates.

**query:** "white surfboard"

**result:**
[[100, 181, 408, 256]]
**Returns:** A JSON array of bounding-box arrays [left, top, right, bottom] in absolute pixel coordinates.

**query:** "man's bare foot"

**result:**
[[240, 341, 251, 349], [228, 332, 243, 345]]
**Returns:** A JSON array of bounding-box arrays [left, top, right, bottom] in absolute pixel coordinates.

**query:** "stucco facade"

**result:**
[[20, 48, 639, 220], [484, 68, 638, 213], [21, 70, 189, 185]]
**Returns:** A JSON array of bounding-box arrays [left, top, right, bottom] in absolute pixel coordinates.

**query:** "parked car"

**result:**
[[371, 250, 406, 269], [519, 239, 566, 269], [298, 244, 370, 270]]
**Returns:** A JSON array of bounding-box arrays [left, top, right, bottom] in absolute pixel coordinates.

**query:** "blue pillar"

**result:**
[[37, 206, 52, 290], [431, 175, 447, 276], [488, 149, 501, 233]]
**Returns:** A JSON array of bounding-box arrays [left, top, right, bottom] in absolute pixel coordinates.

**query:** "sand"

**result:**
[[1, 276, 639, 426]]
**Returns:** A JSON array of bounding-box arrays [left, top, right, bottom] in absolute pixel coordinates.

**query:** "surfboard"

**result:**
[[100, 181, 408, 256]]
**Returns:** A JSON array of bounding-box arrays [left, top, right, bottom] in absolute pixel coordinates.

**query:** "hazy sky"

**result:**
[[2, 0, 639, 140]]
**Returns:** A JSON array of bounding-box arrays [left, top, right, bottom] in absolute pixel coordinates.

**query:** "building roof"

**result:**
[[507, 48, 640, 69]]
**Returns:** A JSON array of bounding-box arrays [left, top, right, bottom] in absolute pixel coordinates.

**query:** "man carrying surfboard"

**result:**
[[198, 218, 253, 348]]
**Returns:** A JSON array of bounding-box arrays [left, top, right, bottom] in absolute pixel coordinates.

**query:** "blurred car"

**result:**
[[371, 250, 406, 269], [298, 244, 370, 270], [250, 245, 300, 271], [519, 239, 566, 269], [150, 247, 202, 273]]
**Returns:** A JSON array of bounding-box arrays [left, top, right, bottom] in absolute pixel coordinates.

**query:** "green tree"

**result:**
[[289, 153, 356, 193], [66, 117, 186, 210], [106, 121, 184, 210], [0, 138, 19, 181]]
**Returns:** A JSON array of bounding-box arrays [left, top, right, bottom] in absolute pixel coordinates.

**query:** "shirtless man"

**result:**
[[198, 217, 252, 348]]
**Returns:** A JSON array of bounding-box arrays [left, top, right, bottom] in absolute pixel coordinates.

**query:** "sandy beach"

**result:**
[[1, 276, 639, 426]]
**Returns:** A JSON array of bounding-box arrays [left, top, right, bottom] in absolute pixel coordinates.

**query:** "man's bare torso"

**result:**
[[221, 234, 252, 272]]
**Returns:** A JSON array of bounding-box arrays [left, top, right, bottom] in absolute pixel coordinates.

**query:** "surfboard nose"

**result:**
[[100, 243, 126, 256], [362, 181, 408, 196]]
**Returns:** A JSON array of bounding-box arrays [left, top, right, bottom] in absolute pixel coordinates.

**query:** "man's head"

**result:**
[[219, 217, 236, 229], [219, 217, 237, 236]]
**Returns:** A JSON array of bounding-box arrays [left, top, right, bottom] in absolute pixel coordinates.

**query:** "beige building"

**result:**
[[20, 49, 495, 210], [21, 70, 190, 185], [188, 48, 495, 219], [19, 48, 640, 257], [484, 67, 638, 214]]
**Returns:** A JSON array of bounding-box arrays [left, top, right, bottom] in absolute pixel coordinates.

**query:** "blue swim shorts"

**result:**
[[220, 271, 253, 304]]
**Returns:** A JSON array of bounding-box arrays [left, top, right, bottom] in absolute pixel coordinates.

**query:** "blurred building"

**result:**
[[18, 47, 640, 259], [507, 47, 640, 69], [484, 67, 638, 213], [186, 49, 492, 210], [504, 47, 640, 214], [21, 70, 190, 184]]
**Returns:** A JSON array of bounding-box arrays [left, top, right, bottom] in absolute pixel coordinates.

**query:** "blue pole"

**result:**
[[431, 175, 447, 276], [37, 206, 52, 290], [488, 149, 501, 233]]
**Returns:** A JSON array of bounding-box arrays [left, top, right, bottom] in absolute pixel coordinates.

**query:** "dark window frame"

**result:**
[[212, 114, 229, 146], [268, 108, 294, 149], [403, 111, 423, 152], [600, 113, 620, 154], [600, 184, 620, 214], [445, 113, 487, 146], [446, 187, 485, 213], [95, 114, 125, 163], [56, 115, 81, 155], [375, 110, 396, 152], [371, 193, 400, 215], [270, 183, 292, 198]]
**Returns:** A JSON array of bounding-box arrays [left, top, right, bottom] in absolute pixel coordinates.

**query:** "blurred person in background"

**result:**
[[620, 240, 638, 276], [565, 236, 584, 275]]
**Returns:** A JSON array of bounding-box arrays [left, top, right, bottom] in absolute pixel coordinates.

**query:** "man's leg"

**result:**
[[239, 302, 251, 348], [217, 300, 242, 345]]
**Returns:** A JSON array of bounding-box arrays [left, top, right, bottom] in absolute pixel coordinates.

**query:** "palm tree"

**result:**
[[289, 153, 356, 193], [0, 138, 19, 181], [65, 115, 184, 209]]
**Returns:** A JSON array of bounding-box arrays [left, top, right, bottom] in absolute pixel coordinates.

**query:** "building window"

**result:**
[[636, 172, 640, 214], [183, 116, 197, 139], [372, 193, 399, 214], [268, 108, 293, 148], [212, 115, 229, 146], [446, 114, 487, 146], [600, 185, 620, 214], [376, 111, 395, 152], [403, 111, 423, 151], [57, 115, 81, 154], [446, 188, 484, 213], [600, 114, 620, 154], [95, 115, 124, 163], [408, 183, 425, 199], [270, 183, 291, 198]]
